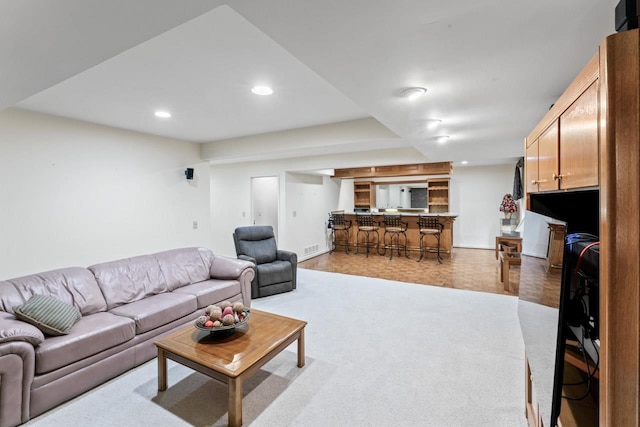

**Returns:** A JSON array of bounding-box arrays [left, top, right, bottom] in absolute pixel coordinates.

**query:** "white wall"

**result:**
[[0, 109, 211, 278], [211, 156, 520, 259], [210, 160, 343, 259], [450, 164, 519, 249], [0, 109, 521, 278], [285, 172, 341, 256], [251, 175, 279, 237]]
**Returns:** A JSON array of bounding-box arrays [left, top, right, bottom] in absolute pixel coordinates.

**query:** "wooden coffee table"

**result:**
[[154, 309, 306, 427]]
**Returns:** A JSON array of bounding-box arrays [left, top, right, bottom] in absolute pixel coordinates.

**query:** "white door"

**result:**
[[251, 176, 279, 239]]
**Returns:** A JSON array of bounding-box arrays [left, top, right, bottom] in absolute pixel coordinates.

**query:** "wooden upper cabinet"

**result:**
[[524, 82, 599, 195], [524, 52, 599, 201], [354, 181, 376, 209], [525, 138, 539, 193], [538, 120, 560, 191], [559, 81, 599, 189]]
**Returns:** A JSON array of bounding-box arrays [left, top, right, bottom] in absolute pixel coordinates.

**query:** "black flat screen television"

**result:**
[[517, 189, 599, 427]]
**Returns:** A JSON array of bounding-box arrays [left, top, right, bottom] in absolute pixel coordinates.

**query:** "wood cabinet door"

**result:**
[[525, 139, 539, 194], [354, 182, 375, 208], [559, 81, 599, 189], [538, 120, 559, 191]]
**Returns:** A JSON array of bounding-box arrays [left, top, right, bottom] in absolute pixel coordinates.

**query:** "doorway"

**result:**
[[250, 176, 279, 239]]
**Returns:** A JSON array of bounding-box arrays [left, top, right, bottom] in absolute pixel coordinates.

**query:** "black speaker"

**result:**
[[616, 0, 639, 32], [185, 168, 194, 180]]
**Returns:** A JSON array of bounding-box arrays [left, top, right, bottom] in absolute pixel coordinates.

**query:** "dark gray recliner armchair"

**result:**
[[232, 225, 297, 298]]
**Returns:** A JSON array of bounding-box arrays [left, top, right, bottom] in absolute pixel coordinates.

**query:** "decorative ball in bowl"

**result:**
[[194, 301, 250, 334]]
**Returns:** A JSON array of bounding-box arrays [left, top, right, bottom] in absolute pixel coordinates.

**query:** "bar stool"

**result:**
[[355, 213, 380, 257], [379, 214, 409, 259], [328, 211, 352, 254], [417, 215, 443, 263]]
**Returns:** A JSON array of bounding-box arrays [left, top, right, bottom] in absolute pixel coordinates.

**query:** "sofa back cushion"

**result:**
[[233, 226, 278, 264], [0, 267, 107, 315], [88, 255, 168, 310], [153, 247, 213, 291]]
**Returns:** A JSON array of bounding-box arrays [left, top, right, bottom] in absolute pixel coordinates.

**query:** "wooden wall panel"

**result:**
[[333, 162, 452, 178], [600, 29, 640, 427]]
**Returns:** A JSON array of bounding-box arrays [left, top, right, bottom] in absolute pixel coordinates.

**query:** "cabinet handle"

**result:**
[[552, 173, 564, 181], [552, 173, 558, 181], [530, 180, 538, 185]]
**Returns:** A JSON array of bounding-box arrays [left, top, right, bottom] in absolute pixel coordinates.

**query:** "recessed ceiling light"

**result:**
[[251, 86, 273, 95], [461, 160, 469, 165], [154, 111, 171, 118], [401, 87, 427, 100]]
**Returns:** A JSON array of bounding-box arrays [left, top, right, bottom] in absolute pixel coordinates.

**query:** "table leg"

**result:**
[[503, 259, 510, 291], [157, 348, 167, 391], [495, 237, 499, 260], [228, 377, 242, 427], [297, 328, 306, 368]]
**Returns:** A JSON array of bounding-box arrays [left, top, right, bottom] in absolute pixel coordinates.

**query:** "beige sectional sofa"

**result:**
[[0, 247, 255, 427]]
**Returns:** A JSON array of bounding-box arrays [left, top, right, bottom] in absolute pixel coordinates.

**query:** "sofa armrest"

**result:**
[[276, 250, 298, 290], [210, 255, 255, 279], [237, 254, 257, 265], [276, 250, 297, 265], [210, 255, 256, 307], [0, 313, 44, 346], [0, 323, 37, 426]]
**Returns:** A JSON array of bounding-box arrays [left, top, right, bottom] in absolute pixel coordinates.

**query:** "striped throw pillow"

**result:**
[[13, 295, 81, 336]]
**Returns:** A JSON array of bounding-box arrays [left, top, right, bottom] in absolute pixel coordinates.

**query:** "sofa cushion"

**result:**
[[108, 292, 196, 334], [256, 260, 293, 287], [89, 255, 168, 310], [13, 295, 81, 336], [34, 312, 135, 374], [0, 267, 107, 316], [173, 279, 241, 309], [239, 238, 277, 264], [153, 247, 214, 291]]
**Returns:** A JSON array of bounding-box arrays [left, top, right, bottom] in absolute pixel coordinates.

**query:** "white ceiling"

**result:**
[[4, 0, 618, 166]]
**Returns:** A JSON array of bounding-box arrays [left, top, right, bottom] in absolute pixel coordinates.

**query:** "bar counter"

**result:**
[[342, 212, 457, 258]]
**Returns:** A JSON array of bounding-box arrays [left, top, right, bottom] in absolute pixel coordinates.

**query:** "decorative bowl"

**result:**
[[194, 308, 250, 334]]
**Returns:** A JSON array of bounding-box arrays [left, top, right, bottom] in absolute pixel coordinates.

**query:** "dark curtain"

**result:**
[[513, 157, 524, 200]]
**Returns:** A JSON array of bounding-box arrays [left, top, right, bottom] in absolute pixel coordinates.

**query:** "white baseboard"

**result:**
[[299, 248, 331, 262], [453, 244, 493, 250]]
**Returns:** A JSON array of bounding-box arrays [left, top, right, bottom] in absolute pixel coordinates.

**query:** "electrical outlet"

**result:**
[[192, 221, 198, 229]]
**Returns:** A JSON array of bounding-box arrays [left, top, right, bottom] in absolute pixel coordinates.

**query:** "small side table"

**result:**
[[495, 235, 523, 260], [546, 222, 566, 272], [499, 252, 521, 291]]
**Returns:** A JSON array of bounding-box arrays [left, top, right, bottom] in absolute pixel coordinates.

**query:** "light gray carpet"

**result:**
[[25, 269, 527, 427]]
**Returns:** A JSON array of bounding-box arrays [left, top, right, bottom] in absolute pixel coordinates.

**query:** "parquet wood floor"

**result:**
[[299, 247, 520, 296]]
